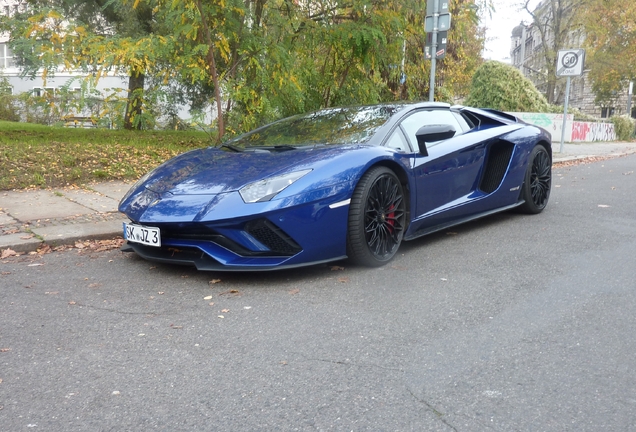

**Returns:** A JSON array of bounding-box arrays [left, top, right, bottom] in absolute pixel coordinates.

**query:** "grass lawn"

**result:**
[[0, 121, 213, 190]]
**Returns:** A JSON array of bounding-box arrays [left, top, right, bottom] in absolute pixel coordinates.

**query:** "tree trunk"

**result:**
[[196, 0, 225, 141], [124, 72, 145, 131]]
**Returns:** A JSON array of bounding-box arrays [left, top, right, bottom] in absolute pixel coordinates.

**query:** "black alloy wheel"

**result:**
[[518, 145, 551, 214], [347, 166, 406, 266]]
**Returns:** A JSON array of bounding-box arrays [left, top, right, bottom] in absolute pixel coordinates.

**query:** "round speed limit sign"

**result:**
[[557, 49, 585, 76]]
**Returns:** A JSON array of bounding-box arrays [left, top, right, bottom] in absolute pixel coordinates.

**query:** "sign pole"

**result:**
[[556, 49, 584, 153], [428, 0, 439, 102], [560, 76, 571, 153], [627, 81, 633, 118]]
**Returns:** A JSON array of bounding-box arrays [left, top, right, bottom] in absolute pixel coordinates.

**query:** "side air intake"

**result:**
[[479, 141, 514, 193]]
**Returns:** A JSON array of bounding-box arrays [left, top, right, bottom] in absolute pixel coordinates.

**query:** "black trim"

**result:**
[[480, 141, 514, 193], [404, 202, 522, 241]]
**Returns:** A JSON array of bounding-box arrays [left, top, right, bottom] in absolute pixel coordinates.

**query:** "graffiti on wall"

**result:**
[[509, 112, 617, 142], [570, 122, 616, 142], [510, 112, 573, 142]]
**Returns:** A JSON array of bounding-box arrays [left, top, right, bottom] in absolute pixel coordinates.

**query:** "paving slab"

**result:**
[[89, 181, 131, 201], [32, 218, 126, 247], [1, 190, 94, 222], [0, 211, 17, 225], [58, 189, 119, 213]]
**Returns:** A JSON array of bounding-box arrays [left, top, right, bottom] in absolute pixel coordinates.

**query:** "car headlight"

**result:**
[[119, 170, 154, 205], [239, 169, 312, 203]]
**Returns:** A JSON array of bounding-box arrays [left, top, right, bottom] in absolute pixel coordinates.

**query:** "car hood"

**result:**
[[139, 146, 327, 196]]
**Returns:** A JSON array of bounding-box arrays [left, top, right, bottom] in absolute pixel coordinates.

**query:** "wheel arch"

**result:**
[[537, 140, 552, 159]]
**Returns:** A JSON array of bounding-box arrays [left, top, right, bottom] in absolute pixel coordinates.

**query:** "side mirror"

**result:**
[[415, 124, 456, 156]]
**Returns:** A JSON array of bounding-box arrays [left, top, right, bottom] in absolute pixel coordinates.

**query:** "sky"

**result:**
[[482, 0, 540, 62]]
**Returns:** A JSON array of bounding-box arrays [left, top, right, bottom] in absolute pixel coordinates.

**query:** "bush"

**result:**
[[609, 115, 636, 141], [465, 61, 549, 112], [0, 93, 20, 122]]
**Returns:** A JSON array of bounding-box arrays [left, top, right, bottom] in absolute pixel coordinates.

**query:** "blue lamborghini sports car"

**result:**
[[119, 102, 552, 271]]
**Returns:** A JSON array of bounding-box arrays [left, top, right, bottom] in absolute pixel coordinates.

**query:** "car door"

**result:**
[[399, 108, 490, 224]]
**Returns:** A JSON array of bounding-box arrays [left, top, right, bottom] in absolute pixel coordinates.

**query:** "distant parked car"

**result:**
[[119, 102, 552, 271]]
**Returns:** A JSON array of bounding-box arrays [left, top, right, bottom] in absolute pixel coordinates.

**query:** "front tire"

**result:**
[[518, 145, 551, 214], [347, 167, 406, 267]]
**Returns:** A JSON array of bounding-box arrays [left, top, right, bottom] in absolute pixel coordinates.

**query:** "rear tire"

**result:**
[[347, 167, 406, 267], [518, 145, 551, 214]]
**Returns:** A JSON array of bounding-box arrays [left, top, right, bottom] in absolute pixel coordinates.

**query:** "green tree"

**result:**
[[2, 0, 491, 136], [583, 0, 636, 107]]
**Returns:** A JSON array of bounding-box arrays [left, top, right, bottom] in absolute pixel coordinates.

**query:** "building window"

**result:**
[[0, 85, 12, 95], [601, 107, 615, 118], [32, 87, 56, 96], [0, 43, 15, 68]]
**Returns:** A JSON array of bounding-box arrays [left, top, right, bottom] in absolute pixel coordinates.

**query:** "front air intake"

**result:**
[[245, 219, 302, 256]]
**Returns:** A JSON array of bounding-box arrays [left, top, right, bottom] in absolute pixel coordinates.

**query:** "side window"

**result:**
[[452, 111, 473, 132], [400, 109, 464, 149], [384, 127, 411, 152]]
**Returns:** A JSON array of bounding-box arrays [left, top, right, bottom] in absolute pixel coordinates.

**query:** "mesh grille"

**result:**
[[480, 142, 514, 193], [245, 219, 301, 256]]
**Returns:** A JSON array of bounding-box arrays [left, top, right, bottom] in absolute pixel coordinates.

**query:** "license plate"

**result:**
[[123, 223, 161, 247]]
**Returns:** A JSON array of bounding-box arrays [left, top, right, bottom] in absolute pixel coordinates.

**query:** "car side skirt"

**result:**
[[404, 201, 523, 241]]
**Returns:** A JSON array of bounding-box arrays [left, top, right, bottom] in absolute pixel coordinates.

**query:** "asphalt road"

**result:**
[[1, 155, 635, 431]]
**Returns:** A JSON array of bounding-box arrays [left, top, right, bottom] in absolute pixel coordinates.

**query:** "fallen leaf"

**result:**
[[204, 295, 213, 300], [221, 309, 230, 313], [68, 301, 76, 305], [330, 266, 345, 271], [45, 291, 59, 295], [158, 292, 164, 295], [598, 204, 610, 208], [171, 325, 183, 329], [28, 263, 44, 267], [1, 272, 10, 275], [219, 289, 241, 296], [88, 283, 101, 288], [218, 315, 224, 319], [1, 249, 17, 259], [37, 245, 52, 255], [20, 235, 34, 240], [338, 277, 349, 283], [446, 232, 458, 235], [0, 348, 11, 352], [209, 302, 215, 306], [289, 289, 300, 295], [209, 279, 221, 284]]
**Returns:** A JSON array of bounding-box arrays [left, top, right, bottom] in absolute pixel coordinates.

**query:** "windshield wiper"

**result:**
[[272, 145, 298, 151], [219, 144, 242, 152]]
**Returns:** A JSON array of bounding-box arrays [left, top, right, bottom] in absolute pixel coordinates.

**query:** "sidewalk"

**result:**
[[2, 141, 636, 254]]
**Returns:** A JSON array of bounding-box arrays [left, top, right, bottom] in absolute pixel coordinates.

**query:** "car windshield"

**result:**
[[223, 105, 402, 149]]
